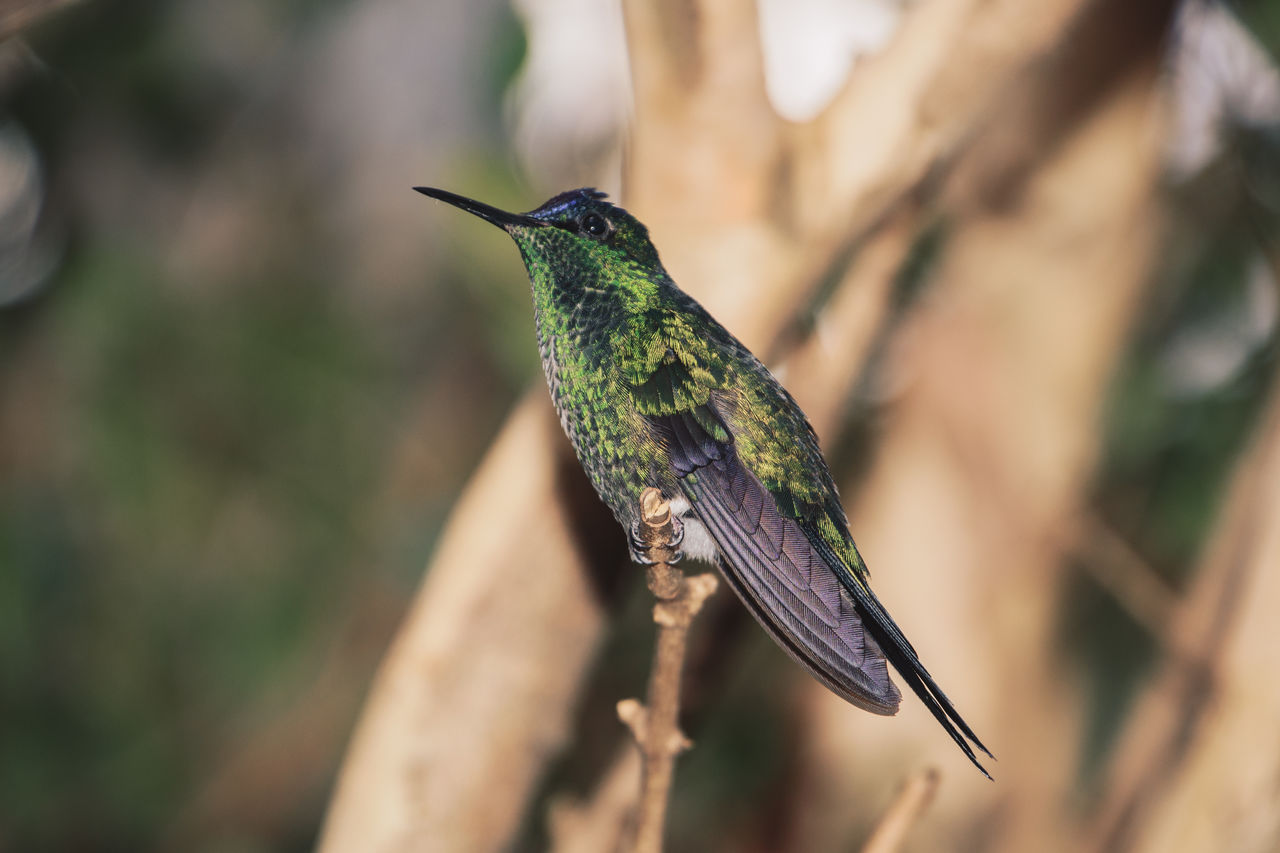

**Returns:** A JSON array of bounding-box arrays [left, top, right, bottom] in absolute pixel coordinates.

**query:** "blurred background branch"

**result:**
[[1084, 360, 1280, 853], [859, 767, 940, 853]]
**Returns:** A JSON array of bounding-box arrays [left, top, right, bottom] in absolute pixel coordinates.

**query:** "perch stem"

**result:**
[[621, 487, 718, 853]]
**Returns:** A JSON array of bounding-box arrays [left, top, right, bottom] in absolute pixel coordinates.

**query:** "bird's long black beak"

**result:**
[[414, 187, 543, 230]]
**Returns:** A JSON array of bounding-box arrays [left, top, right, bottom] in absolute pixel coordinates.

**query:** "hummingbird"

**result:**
[[416, 186, 992, 777]]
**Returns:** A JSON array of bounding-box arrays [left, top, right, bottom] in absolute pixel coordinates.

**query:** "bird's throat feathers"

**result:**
[[512, 223, 668, 347]]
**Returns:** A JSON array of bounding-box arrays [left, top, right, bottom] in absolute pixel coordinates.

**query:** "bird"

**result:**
[[416, 185, 993, 777]]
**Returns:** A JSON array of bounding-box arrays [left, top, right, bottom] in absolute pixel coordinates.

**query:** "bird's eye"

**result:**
[[579, 213, 610, 238]]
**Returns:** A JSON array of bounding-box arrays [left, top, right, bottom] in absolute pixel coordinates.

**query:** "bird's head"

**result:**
[[416, 187, 667, 316]]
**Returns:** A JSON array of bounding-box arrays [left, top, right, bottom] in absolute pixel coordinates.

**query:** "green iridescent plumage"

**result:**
[[417, 186, 992, 777]]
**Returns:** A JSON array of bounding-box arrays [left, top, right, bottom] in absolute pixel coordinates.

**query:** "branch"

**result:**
[[318, 397, 616, 853], [619, 488, 719, 853], [791, 0, 1093, 239], [860, 768, 941, 853]]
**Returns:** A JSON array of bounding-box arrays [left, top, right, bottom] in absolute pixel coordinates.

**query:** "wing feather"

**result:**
[[683, 447, 900, 712]]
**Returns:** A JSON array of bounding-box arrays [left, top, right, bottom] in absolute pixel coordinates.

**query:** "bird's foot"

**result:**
[[629, 514, 684, 565]]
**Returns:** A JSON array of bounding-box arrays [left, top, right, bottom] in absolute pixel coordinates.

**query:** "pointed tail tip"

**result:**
[[971, 734, 995, 762], [958, 727, 995, 779], [960, 739, 995, 781]]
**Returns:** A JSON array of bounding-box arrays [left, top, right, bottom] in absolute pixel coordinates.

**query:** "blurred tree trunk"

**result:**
[[786, 3, 1177, 851], [788, 56, 1170, 853]]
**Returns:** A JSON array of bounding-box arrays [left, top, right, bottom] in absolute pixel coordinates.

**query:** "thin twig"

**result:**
[[620, 487, 719, 853], [860, 768, 941, 853]]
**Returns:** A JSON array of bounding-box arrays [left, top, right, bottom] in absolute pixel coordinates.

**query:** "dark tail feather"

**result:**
[[853, 585, 994, 779]]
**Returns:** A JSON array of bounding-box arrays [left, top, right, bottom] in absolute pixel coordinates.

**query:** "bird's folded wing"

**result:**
[[650, 407, 901, 714], [633, 350, 993, 774]]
